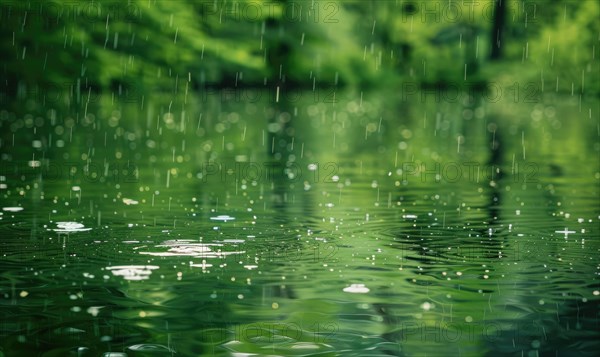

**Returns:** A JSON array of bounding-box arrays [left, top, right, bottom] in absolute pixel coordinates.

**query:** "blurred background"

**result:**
[[1, 0, 598, 97]]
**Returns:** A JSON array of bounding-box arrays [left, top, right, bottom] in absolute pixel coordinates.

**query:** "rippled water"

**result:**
[[1, 89, 599, 356]]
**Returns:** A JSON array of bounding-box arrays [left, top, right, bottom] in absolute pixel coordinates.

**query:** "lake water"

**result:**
[[1, 88, 599, 356]]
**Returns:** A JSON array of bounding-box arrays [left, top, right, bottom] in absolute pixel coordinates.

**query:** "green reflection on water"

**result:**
[[0, 89, 599, 356]]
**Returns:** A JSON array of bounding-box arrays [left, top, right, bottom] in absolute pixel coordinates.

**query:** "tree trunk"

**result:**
[[490, 0, 506, 60]]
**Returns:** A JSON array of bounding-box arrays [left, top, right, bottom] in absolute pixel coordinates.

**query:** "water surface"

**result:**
[[1, 89, 599, 356]]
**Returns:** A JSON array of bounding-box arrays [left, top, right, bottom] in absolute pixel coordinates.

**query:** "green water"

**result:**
[[0, 88, 599, 356]]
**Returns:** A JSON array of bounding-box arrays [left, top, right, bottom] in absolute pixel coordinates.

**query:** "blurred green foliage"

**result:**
[[1, 0, 598, 96]]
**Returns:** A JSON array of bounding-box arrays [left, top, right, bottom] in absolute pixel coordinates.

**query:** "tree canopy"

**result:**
[[1, 0, 598, 96]]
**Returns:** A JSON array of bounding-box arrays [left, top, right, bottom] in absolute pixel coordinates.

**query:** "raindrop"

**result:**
[[52, 222, 91, 233], [343, 284, 370, 293], [127, 344, 175, 353], [210, 215, 235, 222]]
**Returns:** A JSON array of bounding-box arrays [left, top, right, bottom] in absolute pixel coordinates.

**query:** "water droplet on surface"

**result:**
[[87, 306, 103, 317], [53, 222, 91, 232], [106, 265, 159, 281], [210, 215, 235, 222], [127, 344, 174, 353], [343, 284, 370, 293], [122, 198, 139, 205]]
